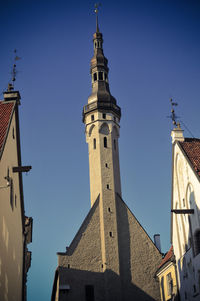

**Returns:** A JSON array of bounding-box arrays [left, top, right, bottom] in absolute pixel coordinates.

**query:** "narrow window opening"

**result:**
[[183, 198, 185, 207], [193, 284, 196, 293], [104, 137, 107, 148], [107, 184, 109, 189], [97, 41, 100, 48], [67, 264, 70, 268], [93, 73, 97, 82], [85, 285, 95, 301], [102, 113, 106, 119], [104, 73, 107, 81], [101, 264, 103, 268], [105, 163, 108, 168], [99, 72, 103, 80], [114, 139, 116, 150], [93, 138, 96, 149], [194, 229, 200, 256], [12, 127, 15, 139], [109, 232, 113, 237], [15, 194, 17, 207], [91, 115, 94, 121], [108, 207, 111, 212]]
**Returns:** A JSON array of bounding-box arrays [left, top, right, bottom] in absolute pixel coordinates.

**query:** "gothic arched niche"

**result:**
[[99, 123, 109, 135], [112, 125, 119, 138], [88, 124, 95, 137]]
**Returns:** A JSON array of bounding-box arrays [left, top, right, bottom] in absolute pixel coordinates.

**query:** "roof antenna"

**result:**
[[168, 98, 180, 127], [8, 49, 21, 92], [94, 3, 101, 32]]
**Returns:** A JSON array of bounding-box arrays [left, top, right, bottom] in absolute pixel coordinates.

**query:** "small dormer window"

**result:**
[[93, 73, 97, 82], [99, 72, 103, 81]]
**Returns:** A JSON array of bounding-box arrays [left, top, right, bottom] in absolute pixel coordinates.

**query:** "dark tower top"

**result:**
[[83, 25, 121, 123]]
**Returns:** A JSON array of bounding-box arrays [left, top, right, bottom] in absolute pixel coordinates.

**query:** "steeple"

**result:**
[[83, 12, 121, 123]]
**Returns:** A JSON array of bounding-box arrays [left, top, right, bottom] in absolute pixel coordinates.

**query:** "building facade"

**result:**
[[171, 125, 200, 300], [52, 21, 162, 301], [156, 246, 179, 301], [0, 87, 32, 301]]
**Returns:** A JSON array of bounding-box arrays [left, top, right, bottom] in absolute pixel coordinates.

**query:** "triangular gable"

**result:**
[[0, 101, 15, 158], [179, 138, 200, 179]]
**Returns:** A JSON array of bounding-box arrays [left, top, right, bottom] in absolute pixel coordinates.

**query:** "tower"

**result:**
[[52, 14, 162, 301]]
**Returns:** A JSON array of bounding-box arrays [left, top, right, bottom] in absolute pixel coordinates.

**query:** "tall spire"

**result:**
[[82, 8, 121, 123], [94, 3, 100, 32]]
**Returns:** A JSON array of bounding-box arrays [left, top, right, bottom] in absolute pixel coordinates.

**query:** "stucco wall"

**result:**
[[0, 107, 24, 301]]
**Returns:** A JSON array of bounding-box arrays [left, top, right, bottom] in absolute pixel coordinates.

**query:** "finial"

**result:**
[[94, 3, 101, 32], [7, 49, 21, 91], [169, 98, 179, 127]]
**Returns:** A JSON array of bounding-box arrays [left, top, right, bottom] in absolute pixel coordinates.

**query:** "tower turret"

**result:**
[[83, 18, 122, 207]]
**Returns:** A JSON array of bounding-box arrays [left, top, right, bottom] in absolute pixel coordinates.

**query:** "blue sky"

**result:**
[[0, 0, 200, 300]]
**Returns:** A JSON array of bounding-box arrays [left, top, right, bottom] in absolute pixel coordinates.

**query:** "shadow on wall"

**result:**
[[51, 267, 158, 301], [175, 187, 200, 300]]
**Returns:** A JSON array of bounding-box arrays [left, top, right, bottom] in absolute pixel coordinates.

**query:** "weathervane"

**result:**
[[94, 3, 101, 32], [8, 49, 21, 91], [169, 98, 180, 127]]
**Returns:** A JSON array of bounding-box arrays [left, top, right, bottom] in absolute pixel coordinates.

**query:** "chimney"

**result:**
[[154, 234, 161, 252]]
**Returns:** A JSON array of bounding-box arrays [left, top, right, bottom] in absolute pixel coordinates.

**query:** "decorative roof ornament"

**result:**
[[169, 98, 179, 127], [7, 49, 21, 91], [94, 3, 101, 32]]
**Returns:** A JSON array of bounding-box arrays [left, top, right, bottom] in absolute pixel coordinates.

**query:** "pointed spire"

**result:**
[[94, 3, 101, 32]]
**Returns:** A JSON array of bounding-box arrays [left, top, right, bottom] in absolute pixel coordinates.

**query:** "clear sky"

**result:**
[[0, 0, 200, 300]]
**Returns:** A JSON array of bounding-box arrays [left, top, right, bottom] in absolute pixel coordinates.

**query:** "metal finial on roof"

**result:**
[[7, 49, 21, 91], [94, 3, 101, 32], [169, 98, 179, 127]]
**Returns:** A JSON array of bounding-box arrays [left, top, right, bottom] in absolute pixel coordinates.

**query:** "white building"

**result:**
[[171, 124, 200, 300]]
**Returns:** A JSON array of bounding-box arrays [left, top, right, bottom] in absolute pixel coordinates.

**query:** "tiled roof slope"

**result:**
[[0, 101, 15, 153], [158, 245, 173, 269], [180, 138, 200, 177]]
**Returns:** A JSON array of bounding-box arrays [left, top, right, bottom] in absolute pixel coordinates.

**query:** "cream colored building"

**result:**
[[156, 246, 179, 301], [52, 20, 162, 301], [171, 125, 200, 300], [0, 87, 32, 301]]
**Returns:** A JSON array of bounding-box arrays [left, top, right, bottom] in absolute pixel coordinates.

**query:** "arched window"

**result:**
[[104, 137, 107, 148], [93, 138, 96, 149], [194, 229, 200, 256]]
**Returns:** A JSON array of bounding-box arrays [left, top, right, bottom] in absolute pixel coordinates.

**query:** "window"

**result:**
[[67, 264, 70, 268], [105, 163, 108, 168], [93, 73, 97, 82], [93, 138, 96, 149], [108, 207, 111, 212], [107, 184, 109, 189], [104, 73, 107, 81], [194, 229, 200, 256], [104, 137, 107, 148], [12, 127, 15, 139], [91, 115, 94, 121], [99, 72, 103, 80], [166, 273, 173, 296], [85, 285, 95, 301], [109, 232, 113, 237], [114, 139, 116, 150], [102, 113, 106, 119]]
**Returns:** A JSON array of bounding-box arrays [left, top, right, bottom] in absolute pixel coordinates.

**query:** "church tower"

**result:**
[[52, 13, 162, 301]]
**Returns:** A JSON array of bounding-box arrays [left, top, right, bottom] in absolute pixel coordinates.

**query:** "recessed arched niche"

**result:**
[[99, 123, 109, 135], [89, 124, 95, 137]]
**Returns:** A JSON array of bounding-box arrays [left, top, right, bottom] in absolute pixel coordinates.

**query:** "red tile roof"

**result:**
[[180, 138, 200, 177], [158, 245, 173, 269], [0, 101, 15, 154]]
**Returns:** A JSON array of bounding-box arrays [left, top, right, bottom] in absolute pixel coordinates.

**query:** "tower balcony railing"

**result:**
[[83, 101, 121, 118]]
